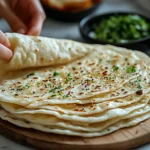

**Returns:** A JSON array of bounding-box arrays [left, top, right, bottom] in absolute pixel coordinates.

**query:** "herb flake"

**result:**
[[27, 72, 35, 78], [113, 66, 119, 71], [126, 66, 136, 73], [53, 72, 60, 76], [63, 95, 69, 99], [51, 94, 56, 97]]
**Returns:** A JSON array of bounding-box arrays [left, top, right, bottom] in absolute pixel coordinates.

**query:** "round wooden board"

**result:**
[[0, 118, 150, 150]]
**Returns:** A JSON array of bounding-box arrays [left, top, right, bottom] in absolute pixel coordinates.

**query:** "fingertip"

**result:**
[[16, 28, 27, 34], [26, 28, 40, 36]]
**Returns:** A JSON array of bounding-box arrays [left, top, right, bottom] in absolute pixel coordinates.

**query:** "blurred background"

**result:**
[[0, 0, 149, 41]]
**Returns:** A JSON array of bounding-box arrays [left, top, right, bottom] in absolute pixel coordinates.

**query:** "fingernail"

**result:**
[[16, 28, 26, 34], [9, 49, 13, 57], [5, 48, 13, 60]]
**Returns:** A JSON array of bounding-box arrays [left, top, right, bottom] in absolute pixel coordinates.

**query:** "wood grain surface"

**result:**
[[0, 118, 150, 150]]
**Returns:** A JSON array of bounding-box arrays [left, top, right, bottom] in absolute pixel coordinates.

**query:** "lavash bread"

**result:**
[[0, 33, 149, 137]]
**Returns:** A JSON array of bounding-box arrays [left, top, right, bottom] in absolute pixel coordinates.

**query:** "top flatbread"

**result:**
[[0, 33, 94, 71]]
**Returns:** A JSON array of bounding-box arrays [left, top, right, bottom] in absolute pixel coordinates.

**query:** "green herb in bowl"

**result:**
[[93, 15, 150, 43]]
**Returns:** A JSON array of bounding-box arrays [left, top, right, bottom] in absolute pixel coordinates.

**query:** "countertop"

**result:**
[[0, 0, 150, 149]]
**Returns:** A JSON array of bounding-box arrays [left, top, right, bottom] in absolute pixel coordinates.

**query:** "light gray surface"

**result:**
[[0, 0, 150, 149]]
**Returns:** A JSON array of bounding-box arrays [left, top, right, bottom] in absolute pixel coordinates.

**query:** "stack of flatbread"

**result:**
[[0, 33, 149, 137]]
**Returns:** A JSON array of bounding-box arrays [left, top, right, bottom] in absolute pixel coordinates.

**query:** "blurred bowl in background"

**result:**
[[41, 0, 103, 22], [79, 12, 150, 48], [135, 0, 150, 13]]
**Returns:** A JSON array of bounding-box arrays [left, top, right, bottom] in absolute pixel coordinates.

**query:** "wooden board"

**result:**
[[0, 118, 150, 150]]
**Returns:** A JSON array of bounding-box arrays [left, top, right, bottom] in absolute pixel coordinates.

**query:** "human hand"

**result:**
[[0, 31, 12, 60], [0, 0, 46, 36]]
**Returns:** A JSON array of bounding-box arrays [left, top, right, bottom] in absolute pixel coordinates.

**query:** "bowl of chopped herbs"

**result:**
[[79, 12, 150, 47]]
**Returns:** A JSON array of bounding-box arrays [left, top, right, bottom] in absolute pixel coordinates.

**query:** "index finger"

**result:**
[[26, 0, 46, 36]]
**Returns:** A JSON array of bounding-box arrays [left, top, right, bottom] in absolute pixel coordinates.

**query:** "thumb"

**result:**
[[0, 30, 10, 47], [1, 6, 27, 34], [0, 31, 13, 60]]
